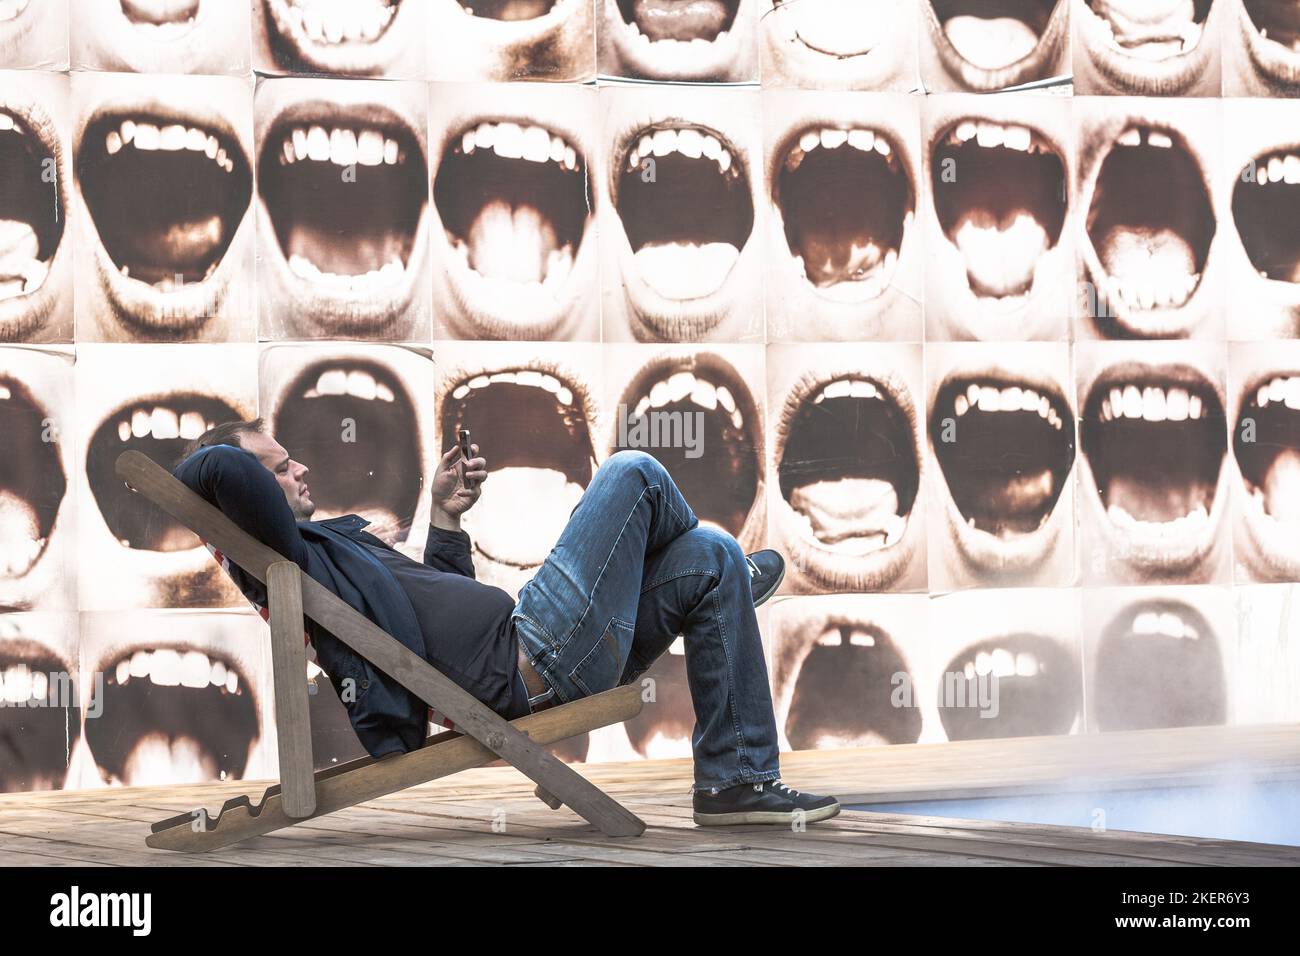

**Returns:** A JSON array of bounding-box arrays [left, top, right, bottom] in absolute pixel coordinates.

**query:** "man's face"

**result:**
[[239, 430, 315, 520]]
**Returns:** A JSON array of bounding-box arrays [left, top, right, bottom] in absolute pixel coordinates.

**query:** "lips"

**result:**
[[1083, 126, 1215, 337], [85, 640, 259, 786], [775, 125, 913, 304], [0, 376, 64, 583], [433, 118, 591, 339], [1240, 0, 1300, 91], [0, 105, 61, 325], [76, 106, 251, 337], [611, 353, 761, 539], [775, 370, 920, 590], [0, 626, 79, 791], [460, 0, 558, 18], [938, 633, 1079, 740], [1082, 363, 1226, 573], [259, 101, 428, 335], [273, 360, 422, 544], [925, 0, 1066, 89], [119, 0, 200, 33], [784, 618, 922, 748], [1233, 147, 1300, 285], [932, 117, 1066, 304], [932, 375, 1074, 538], [607, 0, 747, 79], [1077, 0, 1217, 93], [440, 363, 595, 574], [1093, 598, 1226, 730], [614, 122, 753, 339], [1235, 371, 1300, 522], [86, 392, 241, 552], [263, 0, 404, 73]]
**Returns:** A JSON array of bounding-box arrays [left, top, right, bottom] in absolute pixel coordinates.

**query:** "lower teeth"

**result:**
[[289, 254, 404, 290]]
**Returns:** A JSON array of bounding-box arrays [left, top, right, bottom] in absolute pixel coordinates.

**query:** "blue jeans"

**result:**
[[511, 450, 781, 792]]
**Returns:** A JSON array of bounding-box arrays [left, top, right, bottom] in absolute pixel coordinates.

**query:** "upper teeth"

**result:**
[[1131, 610, 1198, 640], [630, 372, 744, 430], [1255, 375, 1300, 410], [461, 122, 579, 171], [282, 0, 396, 45], [964, 647, 1037, 680], [1253, 153, 1300, 186], [108, 120, 235, 172], [1099, 384, 1205, 422], [812, 377, 883, 405], [629, 127, 734, 178], [949, 120, 1049, 154], [954, 384, 1063, 429], [449, 368, 575, 406], [113, 648, 241, 691], [116, 408, 213, 442], [302, 367, 396, 402], [784, 126, 893, 174], [281, 125, 403, 167]]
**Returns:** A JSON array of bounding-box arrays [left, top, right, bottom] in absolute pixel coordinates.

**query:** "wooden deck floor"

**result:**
[[3, 724, 1299, 867]]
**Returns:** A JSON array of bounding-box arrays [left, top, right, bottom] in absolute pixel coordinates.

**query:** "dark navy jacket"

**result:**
[[174, 443, 468, 757]]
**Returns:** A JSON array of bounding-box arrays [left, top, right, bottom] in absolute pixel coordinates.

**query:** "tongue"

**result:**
[[630, 0, 731, 42], [943, 16, 1041, 70], [1106, 474, 1209, 523], [784, 0, 884, 56], [124, 215, 226, 283], [1262, 447, 1300, 522], [286, 224, 407, 277], [466, 0, 555, 20], [0, 489, 40, 577], [633, 241, 738, 299], [799, 234, 884, 287], [952, 209, 1048, 298], [1094, 0, 1199, 55], [468, 467, 584, 567], [466, 200, 558, 284], [967, 469, 1055, 534], [0, 219, 46, 298], [1096, 226, 1197, 296], [121, 732, 217, 786], [789, 478, 903, 552]]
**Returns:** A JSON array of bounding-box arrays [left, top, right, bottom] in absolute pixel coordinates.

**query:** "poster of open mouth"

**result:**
[[0, 0, 1298, 799]]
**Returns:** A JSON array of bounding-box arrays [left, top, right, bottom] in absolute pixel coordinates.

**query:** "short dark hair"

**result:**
[[183, 417, 265, 460]]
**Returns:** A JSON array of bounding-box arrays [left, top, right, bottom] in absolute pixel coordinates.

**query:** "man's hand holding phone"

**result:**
[[431, 435, 487, 531]]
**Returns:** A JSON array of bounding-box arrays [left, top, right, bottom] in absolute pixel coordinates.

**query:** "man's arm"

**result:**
[[173, 444, 309, 568], [422, 442, 488, 578], [423, 525, 477, 578]]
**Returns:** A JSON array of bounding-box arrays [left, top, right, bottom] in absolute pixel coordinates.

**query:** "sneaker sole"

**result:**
[[752, 562, 785, 608], [693, 802, 841, 827]]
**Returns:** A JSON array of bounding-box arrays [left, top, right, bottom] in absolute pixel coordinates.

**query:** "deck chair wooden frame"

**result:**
[[115, 451, 647, 852]]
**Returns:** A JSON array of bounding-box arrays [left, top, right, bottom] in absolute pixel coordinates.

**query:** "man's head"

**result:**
[[193, 418, 315, 520]]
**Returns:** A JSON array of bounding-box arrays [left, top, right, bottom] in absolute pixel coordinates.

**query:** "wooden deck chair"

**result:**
[[115, 451, 646, 852]]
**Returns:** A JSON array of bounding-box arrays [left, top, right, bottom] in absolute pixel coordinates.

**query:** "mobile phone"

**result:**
[[458, 428, 472, 485]]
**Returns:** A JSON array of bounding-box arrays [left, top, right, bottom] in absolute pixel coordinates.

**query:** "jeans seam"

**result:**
[[712, 586, 753, 776], [639, 567, 717, 595]]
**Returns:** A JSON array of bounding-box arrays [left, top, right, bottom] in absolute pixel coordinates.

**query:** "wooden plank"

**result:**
[[267, 561, 316, 819], [145, 684, 642, 852], [117, 450, 645, 839]]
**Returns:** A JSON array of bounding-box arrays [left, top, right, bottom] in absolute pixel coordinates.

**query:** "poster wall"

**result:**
[[2, 0, 1299, 793]]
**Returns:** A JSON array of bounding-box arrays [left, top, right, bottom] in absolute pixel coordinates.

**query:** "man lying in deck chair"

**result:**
[[173, 418, 840, 827]]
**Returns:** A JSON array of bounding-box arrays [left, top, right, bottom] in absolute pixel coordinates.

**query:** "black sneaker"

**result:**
[[746, 549, 784, 607], [693, 780, 840, 826]]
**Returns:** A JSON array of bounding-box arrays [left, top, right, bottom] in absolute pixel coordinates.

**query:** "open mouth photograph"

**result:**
[[1073, 0, 1223, 95], [927, 345, 1077, 587], [0, 372, 67, 596], [0, 75, 71, 345], [0, 614, 80, 792], [603, 88, 762, 343], [70, 0, 251, 75], [436, 343, 600, 597], [256, 78, 430, 341], [766, 94, 921, 341], [607, 347, 765, 549], [72, 74, 254, 342], [429, 0, 596, 82], [926, 100, 1072, 340], [1087, 592, 1228, 730], [1232, 145, 1300, 286], [600, 0, 757, 81], [921, 0, 1071, 91], [263, 348, 428, 547], [1078, 105, 1220, 340], [255, 0, 425, 77], [1226, 0, 1300, 94], [770, 595, 927, 749], [78, 613, 266, 788], [1078, 349, 1231, 584], [769, 344, 926, 594], [761, 0, 919, 91], [430, 85, 597, 341]]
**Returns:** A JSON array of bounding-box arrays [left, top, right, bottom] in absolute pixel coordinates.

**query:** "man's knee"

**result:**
[[682, 524, 746, 572], [603, 449, 667, 484]]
